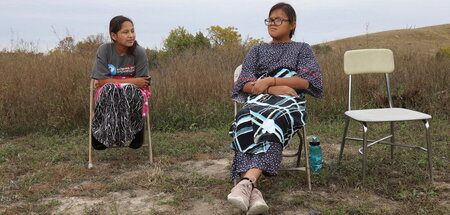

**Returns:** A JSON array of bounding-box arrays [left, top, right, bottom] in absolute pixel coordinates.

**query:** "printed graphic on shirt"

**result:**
[[108, 64, 136, 76], [108, 64, 117, 75]]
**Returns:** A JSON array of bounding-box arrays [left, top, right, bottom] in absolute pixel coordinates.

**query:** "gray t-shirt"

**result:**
[[91, 43, 149, 79]]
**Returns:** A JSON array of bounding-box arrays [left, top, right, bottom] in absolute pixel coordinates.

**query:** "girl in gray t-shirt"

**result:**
[[90, 15, 150, 150]]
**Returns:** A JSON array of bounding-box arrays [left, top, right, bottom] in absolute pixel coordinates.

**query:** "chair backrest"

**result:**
[[344, 49, 395, 110], [344, 49, 394, 75], [234, 65, 243, 82], [233, 65, 243, 116]]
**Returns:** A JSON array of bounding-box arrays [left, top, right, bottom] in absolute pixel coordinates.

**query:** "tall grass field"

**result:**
[[0, 25, 449, 135]]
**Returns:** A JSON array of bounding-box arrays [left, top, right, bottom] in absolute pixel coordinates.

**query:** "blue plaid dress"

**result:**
[[230, 42, 323, 179]]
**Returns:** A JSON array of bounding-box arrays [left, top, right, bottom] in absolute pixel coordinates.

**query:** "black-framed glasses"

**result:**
[[264, 18, 290, 26]]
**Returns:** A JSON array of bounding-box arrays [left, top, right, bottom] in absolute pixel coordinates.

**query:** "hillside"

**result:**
[[323, 24, 450, 55]]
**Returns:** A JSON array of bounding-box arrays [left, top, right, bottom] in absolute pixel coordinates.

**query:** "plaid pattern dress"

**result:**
[[230, 69, 307, 154], [229, 42, 323, 179]]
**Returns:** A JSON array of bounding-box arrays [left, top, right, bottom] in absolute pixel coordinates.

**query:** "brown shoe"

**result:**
[[247, 188, 269, 215], [227, 179, 253, 211]]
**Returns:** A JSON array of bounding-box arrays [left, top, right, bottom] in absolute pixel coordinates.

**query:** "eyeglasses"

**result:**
[[264, 18, 290, 26]]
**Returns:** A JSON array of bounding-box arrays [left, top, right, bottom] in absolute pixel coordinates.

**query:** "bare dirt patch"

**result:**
[[180, 158, 230, 179], [44, 189, 175, 215], [43, 158, 233, 215]]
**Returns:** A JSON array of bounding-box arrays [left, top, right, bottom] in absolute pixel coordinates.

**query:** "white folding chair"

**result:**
[[88, 79, 153, 169], [233, 65, 312, 190], [338, 49, 433, 184]]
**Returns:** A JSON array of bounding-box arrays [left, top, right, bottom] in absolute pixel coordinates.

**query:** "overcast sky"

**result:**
[[1, 0, 449, 52]]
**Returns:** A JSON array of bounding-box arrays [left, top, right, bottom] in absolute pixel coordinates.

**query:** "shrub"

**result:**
[[312, 44, 332, 54], [436, 46, 450, 59]]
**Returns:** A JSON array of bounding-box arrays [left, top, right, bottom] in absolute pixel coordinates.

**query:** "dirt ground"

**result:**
[[41, 158, 238, 215], [37, 145, 449, 215]]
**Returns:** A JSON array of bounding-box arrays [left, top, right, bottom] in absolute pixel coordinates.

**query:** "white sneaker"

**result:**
[[227, 180, 253, 211], [247, 188, 269, 215]]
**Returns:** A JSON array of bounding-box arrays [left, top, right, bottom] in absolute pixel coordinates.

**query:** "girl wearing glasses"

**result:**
[[90, 16, 151, 150], [228, 3, 323, 214]]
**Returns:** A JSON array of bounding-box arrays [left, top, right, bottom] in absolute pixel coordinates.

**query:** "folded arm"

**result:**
[[242, 76, 309, 97]]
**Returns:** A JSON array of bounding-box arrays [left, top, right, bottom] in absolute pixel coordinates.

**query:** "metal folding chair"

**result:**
[[233, 65, 312, 190], [88, 79, 153, 169], [338, 49, 433, 185]]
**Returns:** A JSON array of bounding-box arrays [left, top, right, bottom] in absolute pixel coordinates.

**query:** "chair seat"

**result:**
[[345, 108, 431, 122]]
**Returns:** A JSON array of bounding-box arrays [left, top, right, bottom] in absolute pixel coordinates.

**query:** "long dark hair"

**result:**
[[269, 2, 297, 38], [109, 15, 138, 56]]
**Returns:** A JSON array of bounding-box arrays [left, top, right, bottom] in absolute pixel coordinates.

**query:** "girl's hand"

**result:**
[[132, 77, 150, 88], [242, 82, 256, 94], [267, 86, 298, 97], [252, 77, 274, 95]]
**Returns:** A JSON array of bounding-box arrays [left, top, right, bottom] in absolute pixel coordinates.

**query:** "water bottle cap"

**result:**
[[310, 136, 320, 145]]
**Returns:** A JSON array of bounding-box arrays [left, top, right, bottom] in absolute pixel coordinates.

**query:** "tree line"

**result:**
[[45, 26, 264, 69]]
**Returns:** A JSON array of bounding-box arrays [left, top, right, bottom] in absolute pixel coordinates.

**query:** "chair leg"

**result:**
[[88, 80, 94, 169], [296, 128, 304, 167], [423, 120, 433, 183], [88, 121, 93, 169], [361, 122, 368, 186], [390, 122, 395, 160], [146, 115, 153, 164], [88, 137, 93, 169], [302, 127, 311, 191], [338, 118, 350, 165]]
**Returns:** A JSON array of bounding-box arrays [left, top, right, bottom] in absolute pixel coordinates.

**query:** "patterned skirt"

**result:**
[[92, 83, 144, 147], [230, 94, 307, 154], [229, 94, 307, 178]]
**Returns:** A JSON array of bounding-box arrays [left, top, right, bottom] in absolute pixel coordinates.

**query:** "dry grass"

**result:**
[[314, 47, 450, 119], [149, 46, 247, 130], [325, 24, 450, 55], [0, 25, 449, 135], [0, 52, 92, 135]]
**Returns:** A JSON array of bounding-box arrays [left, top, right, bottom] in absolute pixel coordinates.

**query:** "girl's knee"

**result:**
[[122, 84, 142, 98], [102, 83, 119, 91], [122, 84, 140, 91], [105, 82, 119, 87], [96, 83, 120, 100]]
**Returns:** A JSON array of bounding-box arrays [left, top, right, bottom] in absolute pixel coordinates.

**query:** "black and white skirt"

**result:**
[[92, 83, 144, 147]]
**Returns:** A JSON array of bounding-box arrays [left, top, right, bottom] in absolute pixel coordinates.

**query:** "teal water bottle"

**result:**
[[309, 136, 322, 174]]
